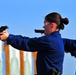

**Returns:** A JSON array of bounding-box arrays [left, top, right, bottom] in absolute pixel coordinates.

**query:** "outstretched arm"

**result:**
[[0, 30, 51, 52], [63, 38, 76, 57]]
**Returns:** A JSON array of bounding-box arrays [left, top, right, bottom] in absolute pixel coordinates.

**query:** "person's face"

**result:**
[[43, 20, 52, 35]]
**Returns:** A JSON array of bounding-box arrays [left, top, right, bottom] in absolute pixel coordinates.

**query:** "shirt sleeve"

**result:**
[[7, 34, 49, 52], [63, 38, 76, 57]]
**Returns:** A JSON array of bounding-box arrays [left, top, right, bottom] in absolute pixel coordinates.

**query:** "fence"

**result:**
[[0, 41, 37, 75]]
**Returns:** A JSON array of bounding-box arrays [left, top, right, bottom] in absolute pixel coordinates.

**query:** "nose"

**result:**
[[43, 26, 44, 28], [43, 25, 45, 28]]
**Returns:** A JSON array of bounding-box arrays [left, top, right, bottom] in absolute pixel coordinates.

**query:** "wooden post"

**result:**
[[32, 52, 37, 75], [3, 44, 10, 75], [20, 50, 24, 75]]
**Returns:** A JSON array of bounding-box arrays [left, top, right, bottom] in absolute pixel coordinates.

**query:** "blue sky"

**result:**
[[0, 0, 76, 75]]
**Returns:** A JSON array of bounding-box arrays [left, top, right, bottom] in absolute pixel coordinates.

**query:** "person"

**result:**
[[0, 12, 70, 75]]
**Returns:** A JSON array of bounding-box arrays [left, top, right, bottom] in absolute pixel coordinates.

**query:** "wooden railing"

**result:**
[[3, 43, 37, 75], [3, 44, 10, 75]]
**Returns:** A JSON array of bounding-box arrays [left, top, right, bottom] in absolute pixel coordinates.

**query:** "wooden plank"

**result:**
[[20, 50, 24, 75], [32, 52, 37, 75], [3, 44, 10, 75]]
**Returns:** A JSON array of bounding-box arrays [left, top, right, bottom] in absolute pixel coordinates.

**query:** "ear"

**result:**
[[50, 23, 55, 28]]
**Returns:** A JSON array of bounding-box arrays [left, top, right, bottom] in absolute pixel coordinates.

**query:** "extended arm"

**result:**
[[63, 38, 76, 57]]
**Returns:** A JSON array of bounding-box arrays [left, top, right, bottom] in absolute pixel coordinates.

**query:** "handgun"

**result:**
[[0, 26, 8, 32], [34, 29, 44, 34]]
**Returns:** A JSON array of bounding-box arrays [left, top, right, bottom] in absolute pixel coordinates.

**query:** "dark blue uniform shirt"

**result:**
[[7, 31, 64, 75]]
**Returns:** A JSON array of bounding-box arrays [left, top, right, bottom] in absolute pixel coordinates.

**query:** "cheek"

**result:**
[[44, 26, 49, 31]]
